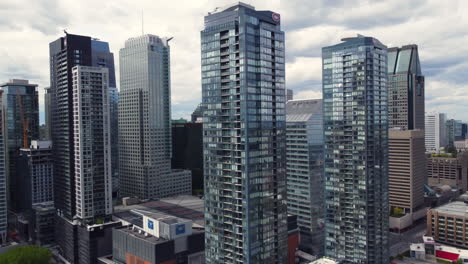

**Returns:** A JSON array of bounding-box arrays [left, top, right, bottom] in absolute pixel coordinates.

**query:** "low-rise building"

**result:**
[[427, 152, 468, 193], [410, 236, 468, 263], [427, 201, 468, 248]]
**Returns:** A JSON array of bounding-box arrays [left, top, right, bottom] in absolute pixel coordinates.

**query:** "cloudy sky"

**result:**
[[1, 0, 467, 122]]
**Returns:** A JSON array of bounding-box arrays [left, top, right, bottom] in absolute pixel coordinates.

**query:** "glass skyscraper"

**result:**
[[285, 99, 324, 256], [387, 45, 424, 130], [119, 35, 191, 200], [202, 3, 287, 263], [0, 90, 6, 244], [322, 35, 389, 263], [0, 79, 39, 212]]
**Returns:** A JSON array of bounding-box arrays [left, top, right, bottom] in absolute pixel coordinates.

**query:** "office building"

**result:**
[[322, 35, 389, 262], [425, 112, 447, 153], [446, 119, 465, 147], [286, 89, 293, 101], [427, 151, 468, 193], [108, 86, 119, 196], [455, 139, 468, 152], [191, 103, 206, 123], [285, 99, 324, 255], [17, 140, 53, 211], [31, 201, 55, 246], [0, 91, 7, 244], [427, 201, 468, 249], [44, 87, 52, 140], [387, 45, 425, 130], [388, 130, 426, 225], [49, 33, 117, 264], [119, 34, 191, 200], [172, 121, 203, 192], [0, 79, 39, 212], [202, 3, 287, 263]]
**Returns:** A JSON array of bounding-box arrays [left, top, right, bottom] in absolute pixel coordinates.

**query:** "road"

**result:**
[[389, 219, 427, 257]]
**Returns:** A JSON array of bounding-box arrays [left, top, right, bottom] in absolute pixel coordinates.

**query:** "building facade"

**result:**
[[119, 34, 191, 200], [17, 140, 53, 211], [425, 113, 447, 153], [387, 45, 425, 130], [388, 130, 426, 214], [446, 119, 465, 147], [285, 99, 324, 255], [72, 66, 112, 221], [427, 201, 468, 249], [427, 152, 468, 193], [202, 3, 287, 263], [322, 35, 389, 263], [0, 90, 7, 244], [44, 86, 52, 140], [0, 79, 39, 212]]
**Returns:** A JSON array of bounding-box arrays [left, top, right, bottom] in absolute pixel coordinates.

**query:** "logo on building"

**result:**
[[272, 13, 280, 22], [175, 223, 185, 235], [148, 220, 154, 230]]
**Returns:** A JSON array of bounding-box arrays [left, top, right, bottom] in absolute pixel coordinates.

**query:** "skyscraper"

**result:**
[[425, 112, 447, 152], [202, 3, 287, 263], [44, 86, 52, 140], [387, 45, 425, 130], [119, 35, 191, 200], [0, 90, 7, 244], [322, 35, 389, 263], [446, 119, 464, 147], [285, 99, 324, 255], [0, 79, 39, 212], [108, 86, 119, 195], [49, 33, 117, 263]]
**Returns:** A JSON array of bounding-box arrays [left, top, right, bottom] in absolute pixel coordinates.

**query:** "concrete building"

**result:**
[[286, 99, 324, 255], [425, 113, 447, 153], [389, 130, 426, 228], [201, 3, 287, 263], [322, 35, 389, 263], [119, 34, 191, 200], [31, 201, 55, 246], [17, 140, 53, 211], [72, 66, 113, 221], [49, 33, 118, 264], [455, 139, 468, 152], [0, 90, 7, 244], [0, 79, 39, 212], [427, 152, 468, 193], [387, 45, 425, 130], [427, 201, 468, 249]]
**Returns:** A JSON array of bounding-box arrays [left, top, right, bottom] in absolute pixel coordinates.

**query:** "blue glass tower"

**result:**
[[322, 35, 389, 263], [201, 3, 287, 263]]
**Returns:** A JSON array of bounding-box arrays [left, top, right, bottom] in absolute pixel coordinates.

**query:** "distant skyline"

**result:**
[[1, 0, 467, 122]]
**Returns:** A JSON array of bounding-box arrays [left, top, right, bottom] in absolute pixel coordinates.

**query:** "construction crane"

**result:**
[[16, 88, 29, 148]]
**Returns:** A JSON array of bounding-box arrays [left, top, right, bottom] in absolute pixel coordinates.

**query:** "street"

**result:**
[[389, 219, 427, 257]]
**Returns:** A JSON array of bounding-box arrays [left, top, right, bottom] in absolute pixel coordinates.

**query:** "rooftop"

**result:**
[[114, 195, 204, 228], [309, 257, 339, 264], [432, 201, 468, 218]]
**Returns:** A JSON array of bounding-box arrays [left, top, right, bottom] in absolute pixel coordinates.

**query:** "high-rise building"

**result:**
[[108, 87, 118, 196], [0, 90, 7, 244], [427, 151, 468, 193], [119, 35, 191, 200], [387, 45, 425, 130], [72, 66, 112, 220], [172, 121, 203, 192], [425, 112, 447, 153], [322, 35, 389, 263], [285, 99, 324, 255], [44, 87, 52, 140], [446, 119, 464, 147], [0, 79, 39, 212], [17, 140, 53, 211], [191, 103, 206, 123], [286, 89, 293, 101], [49, 33, 118, 264], [388, 130, 426, 217], [202, 3, 287, 263]]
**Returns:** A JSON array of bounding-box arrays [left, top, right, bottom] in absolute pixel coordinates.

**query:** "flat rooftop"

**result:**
[[433, 201, 468, 218], [114, 195, 204, 228]]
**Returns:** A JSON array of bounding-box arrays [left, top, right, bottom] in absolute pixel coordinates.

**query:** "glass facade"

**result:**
[[285, 99, 324, 256], [119, 35, 191, 200], [0, 91, 6, 244], [322, 35, 389, 263], [202, 3, 287, 263], [0, 79, 39, 212], [387, 45, 424, 130]]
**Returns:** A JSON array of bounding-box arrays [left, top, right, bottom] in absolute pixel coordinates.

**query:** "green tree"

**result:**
[[0, 245, 52, 264]]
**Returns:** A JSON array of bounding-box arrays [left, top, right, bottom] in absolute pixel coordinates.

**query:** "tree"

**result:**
[[0, 245, 52, 264]]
